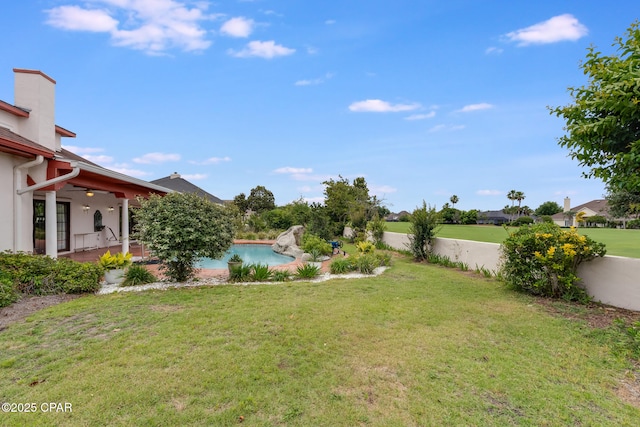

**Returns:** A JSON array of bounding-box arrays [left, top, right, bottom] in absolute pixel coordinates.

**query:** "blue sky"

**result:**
[[1, 1, 637, 212]]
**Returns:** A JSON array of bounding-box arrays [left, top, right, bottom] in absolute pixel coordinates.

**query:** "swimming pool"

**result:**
[[197, 244, 295, 269]]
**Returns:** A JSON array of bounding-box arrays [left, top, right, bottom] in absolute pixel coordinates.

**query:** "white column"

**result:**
[[121, 198, 129, 254], [45, 191, 57, 258]]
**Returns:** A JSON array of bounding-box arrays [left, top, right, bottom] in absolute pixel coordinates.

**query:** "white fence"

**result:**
[[379, 231, 640, 312]]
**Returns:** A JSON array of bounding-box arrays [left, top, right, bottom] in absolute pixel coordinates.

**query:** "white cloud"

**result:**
[[485, 46, 503, 55], [371, 185, 397, 195], [84, 154, 115, 164], [229, 40, 295, 58], [190, 156, 231, 165], [457, 103, 494, 113], [45, 0, 214, 54], [108, 164, 151, 177], [181, 173, 207, 180], [133, 152, 181, 164], [46, 6, 118, 32], [504, 14, 588, 46], [476, 190, 502, 196], [429, 124, 466, 133], [325, 19, 336, 25], [294, 72, 333, 86], [220, 17, 254, 38], [302, 196, 325, 204], [349, 99, 421, 113], [274, 167, 313, 174], [404, 112, 436, 121]]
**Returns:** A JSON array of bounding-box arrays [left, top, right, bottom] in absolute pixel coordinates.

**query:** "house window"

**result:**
[[33, 200, 70, 254]]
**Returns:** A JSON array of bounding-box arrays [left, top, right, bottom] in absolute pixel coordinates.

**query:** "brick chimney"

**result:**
[[13, 68, 57, 151]]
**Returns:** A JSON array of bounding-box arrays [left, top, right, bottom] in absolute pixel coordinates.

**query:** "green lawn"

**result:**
[[1, 258, 638, 426], [385, 222, 640, 258]]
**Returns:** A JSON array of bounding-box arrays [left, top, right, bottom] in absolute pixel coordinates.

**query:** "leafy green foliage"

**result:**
[[355, 241, 375, 254], [551, 21, 640, 193], [121, 264, 158, 287], [0, 252, 101, 302], [512, 216, 534, 226], [229, 264, 252, 282], [535, 201, 563, 216], [249, 263, 273, 282], [301, 233, 332, 256], [295, 263, 320, 279], [134, 192, 236, 282], [98, 250, 132, 270], [329, 257, 352, 274], [500, 223, 607, 301], [407, 201, 441, 261], [366, 216, 387, 246], [0, 272, 19, 308], [322, 176, 381, 238], [247, 185, 276, 213], [271, 270, 292, 282]]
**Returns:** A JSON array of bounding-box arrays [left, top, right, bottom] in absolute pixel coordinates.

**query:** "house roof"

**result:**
[[151, 173, 223, 204], [551, 199, 610, 219], [0, 126, 55, 158]]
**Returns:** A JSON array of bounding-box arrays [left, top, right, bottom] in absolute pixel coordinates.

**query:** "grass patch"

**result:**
[[385, 223, 640, 258], [0, 258, 638, 425]]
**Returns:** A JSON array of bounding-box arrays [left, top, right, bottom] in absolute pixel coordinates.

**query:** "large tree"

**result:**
[[134, 192, 236, 282], [247, 185, 276, 213], [322, 175, 375, 236], [535, 201, 563, 216], [551, 21, 640, 193]]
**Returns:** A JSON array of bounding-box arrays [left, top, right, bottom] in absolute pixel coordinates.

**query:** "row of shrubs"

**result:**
[[0, 252, 103, 308], [229, 263, 321, 282]]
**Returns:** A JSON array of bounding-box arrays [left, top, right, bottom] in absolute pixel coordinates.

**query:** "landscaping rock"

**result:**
[[272, 225, 305, 259]]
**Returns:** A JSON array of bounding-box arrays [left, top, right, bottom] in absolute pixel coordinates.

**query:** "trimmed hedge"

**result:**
[[0, 252, 102, 307]]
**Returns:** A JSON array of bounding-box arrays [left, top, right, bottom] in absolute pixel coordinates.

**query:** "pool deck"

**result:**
[[61, 240, 332, 280]]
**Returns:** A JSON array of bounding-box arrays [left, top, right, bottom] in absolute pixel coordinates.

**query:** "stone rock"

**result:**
[[272, 225, 305, 259]]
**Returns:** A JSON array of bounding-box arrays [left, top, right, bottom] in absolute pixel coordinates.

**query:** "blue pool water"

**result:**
[[197, 244, 294, 269]]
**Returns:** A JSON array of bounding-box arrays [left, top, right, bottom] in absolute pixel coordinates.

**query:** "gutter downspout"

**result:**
[[15, 162, 80, 255], [13, 155, 44, 251]]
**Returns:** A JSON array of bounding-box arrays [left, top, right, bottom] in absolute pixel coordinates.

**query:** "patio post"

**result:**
[[121, 198, 129, 255], [45, 190, 57, 258]]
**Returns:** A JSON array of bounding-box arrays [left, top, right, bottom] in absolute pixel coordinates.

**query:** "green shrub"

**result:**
[[55, 258, 102, 294], [250, 263, 273, 282], [0, 273, 18, 308], [512, 216, 534, 226], [407, 201, 441, 261], [366, 217, 387, 246], [375, 252, 393, 267], [296, 263, 320, 279], [500, 223, 606, 301], [229, 264, 252, 282], [329, 257, 353, 274], [301, 234, 332, 256], [122, 264, 158, 287], [272, 270, 292, 282], [353, 253, 378, 274], [0, 252, 101, 297], [355, 241, 375, 254], [627, 219, 640, 229]]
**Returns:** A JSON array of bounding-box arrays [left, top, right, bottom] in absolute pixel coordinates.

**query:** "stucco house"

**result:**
[[1, 68, 172, 259], [552, 197, 610, 227]]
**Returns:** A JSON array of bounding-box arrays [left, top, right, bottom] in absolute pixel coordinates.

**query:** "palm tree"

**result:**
[[515, 191, 525, 217], [507, 190, 517, 221], [450, 195, 459, 209]]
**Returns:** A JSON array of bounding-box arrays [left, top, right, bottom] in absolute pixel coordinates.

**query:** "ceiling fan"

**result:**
[[65, 185, 110, 197]]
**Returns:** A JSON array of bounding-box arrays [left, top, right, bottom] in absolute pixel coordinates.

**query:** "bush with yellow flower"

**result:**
[[500, 223, 606, 301]]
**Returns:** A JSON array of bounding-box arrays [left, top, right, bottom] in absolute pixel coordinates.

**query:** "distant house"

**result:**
[[551, 197, 610, 227], [151, 173, 223, 204], [386, 211, 410, 222], [477, 210, 511, 225], [1, 68, 172, 258]]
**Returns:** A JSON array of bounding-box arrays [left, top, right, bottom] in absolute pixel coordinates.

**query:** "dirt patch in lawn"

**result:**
[[0, 294, 81, 332]]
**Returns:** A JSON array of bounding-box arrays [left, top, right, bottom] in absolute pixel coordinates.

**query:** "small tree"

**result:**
[[535, 201, 563, 216], [407, 201, 441, 261], [134, 192, 236, 282]]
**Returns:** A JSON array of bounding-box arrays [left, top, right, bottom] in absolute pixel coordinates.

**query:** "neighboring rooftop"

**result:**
[[151, 172, 223, 204]]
